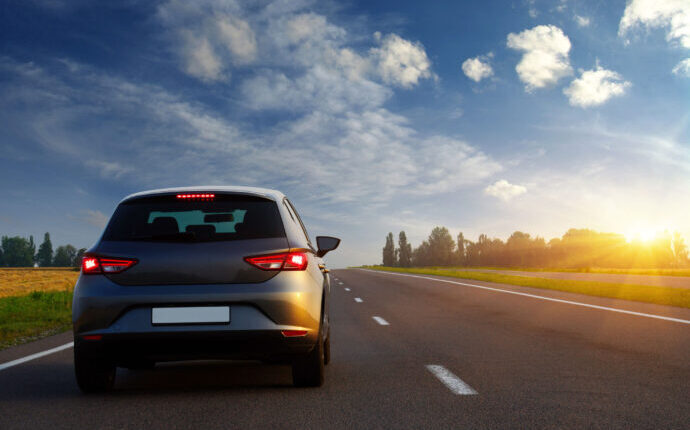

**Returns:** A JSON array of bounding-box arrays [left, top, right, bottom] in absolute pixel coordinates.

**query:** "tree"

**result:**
[[672, 232, 688, 267], [36, 232, 53, 267], [397, 231, 412, 267], [456, 232, 465, 265], [428, 227, 455, 266], [53, 245, 77, 267], [1, 236, 35, 267], [28, 235, 36, 265], [74, 248, 87, 268], [382, 232, 397, 266]]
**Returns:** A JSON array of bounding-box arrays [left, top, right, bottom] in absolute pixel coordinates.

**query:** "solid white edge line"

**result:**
[[372, 316, 389, 326], [0, 342, 74, 372], [426, 364, 477, 395], [354, 297, 363, 303], [360, 269, 690, 325]]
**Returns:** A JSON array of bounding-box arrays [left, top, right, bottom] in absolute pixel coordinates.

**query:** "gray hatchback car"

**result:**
[[72, 186, 340, 392]]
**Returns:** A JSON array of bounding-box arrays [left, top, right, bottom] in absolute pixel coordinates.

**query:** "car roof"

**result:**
[[120, 186, 286, 203]]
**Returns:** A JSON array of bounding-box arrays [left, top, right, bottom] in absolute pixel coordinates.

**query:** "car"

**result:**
[[72, 186, 340, 392]]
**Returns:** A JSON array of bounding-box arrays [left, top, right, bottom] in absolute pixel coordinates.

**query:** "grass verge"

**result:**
[[437, 266, 690, 277], [363, 266, 690, 309], [0, 290, 72, 350]]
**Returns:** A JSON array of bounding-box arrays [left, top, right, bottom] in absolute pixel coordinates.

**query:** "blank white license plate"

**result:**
[[152, 306, 230, 325]]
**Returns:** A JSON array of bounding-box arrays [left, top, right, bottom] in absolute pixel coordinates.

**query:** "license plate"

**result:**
[[152, 306, 230, 325]]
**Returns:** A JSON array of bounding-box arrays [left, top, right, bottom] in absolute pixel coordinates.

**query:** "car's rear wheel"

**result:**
[[74, 344, 116, 393], [291, 331, 324, 387], [323, 329, 331, 365]]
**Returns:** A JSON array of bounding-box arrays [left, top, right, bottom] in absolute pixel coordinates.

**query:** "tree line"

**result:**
[[0, 233, 86, 268], [383, 227, 690, 268]]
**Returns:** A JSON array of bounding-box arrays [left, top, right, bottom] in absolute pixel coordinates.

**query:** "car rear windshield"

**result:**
[[102, 194, 286, 242]]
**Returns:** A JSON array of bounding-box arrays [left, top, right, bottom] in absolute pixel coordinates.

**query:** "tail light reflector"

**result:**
[[82, 256, 137, 274], [244, 252, 309, 271], [82, 335, 103, 341], [281, 330, 308, 337]]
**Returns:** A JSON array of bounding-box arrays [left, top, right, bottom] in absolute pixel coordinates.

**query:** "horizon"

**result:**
[[1, 0, 689, 268]]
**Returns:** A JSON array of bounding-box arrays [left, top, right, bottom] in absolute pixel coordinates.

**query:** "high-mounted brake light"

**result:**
[[176, 193, 215, 200], [244, 252, 309, 271], [82, 256, 137, 274]]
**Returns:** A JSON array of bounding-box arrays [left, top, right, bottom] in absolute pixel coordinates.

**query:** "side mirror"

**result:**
[[316, 236, 340, 258]]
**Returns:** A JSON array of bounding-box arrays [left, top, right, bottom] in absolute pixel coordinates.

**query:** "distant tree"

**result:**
[[412, 240, 431, 266], [428, 227, 455, 266], [53, 245, 77, 267], [36, 232, 53, 267], [382, 232, 397, 266], [0, 242, 4, 266], [456, 232, 465, 265], [28, 235, 36, 266], [672, 232, 688, 267], [1, 236, 35, 267], [74, 248, 87, 268], [397, 231, 412, 267]]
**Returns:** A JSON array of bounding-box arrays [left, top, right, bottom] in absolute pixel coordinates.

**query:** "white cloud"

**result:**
[[563, 66, 631, 108], [85, 160, 133, 179], [179, 31, 225, 82], [507, 25, 572, 91], [215, 15, 257, 64], [672, 58, 690, 76], [574, 15, 591, 27], [370, 33, 433, 88], [484, 180, 527, 201], [619, 0, 690, 48], [462, 55, 493, 82], [80, 210, 109, 228]]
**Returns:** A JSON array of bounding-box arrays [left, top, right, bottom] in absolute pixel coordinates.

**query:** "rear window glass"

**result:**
[[102, 194, 285, 242]]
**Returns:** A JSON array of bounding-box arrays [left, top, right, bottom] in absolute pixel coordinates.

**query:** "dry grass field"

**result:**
[[0, 268, 79, 298]]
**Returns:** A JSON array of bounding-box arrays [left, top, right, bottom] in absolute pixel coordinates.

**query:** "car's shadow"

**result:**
[[113, 360, 295, 393]]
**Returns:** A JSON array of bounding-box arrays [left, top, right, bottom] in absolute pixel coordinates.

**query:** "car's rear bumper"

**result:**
[[72, 271, 323, 363]]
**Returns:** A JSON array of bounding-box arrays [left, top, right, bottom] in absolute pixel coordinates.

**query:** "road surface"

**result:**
[[0, 269, 688, 429], [458, 268, 690, 288]]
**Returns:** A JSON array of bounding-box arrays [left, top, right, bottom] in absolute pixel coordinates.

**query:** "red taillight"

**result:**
[[244, 252, 309, 271], [281, 330, 308, 337], [176, 193, 215, 200], [81, 256, 137, 274], [82, 335, 102, 341]]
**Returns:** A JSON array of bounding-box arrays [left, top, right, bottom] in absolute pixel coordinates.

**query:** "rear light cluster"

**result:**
[[244, 252, 309, 271], [176, 193, 215, 200], [82, 256, 137, 274]]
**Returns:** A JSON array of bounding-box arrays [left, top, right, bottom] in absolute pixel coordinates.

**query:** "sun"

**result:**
[[624, 226, 661, 243]]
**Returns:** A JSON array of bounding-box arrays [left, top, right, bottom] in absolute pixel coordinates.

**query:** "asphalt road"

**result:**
[[459, 268, 690, 289], [0, 268, 688, 429]]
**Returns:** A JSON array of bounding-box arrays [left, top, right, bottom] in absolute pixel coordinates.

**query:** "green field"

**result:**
[[364, 266, 690, 309], [0, 290, 73, 350]]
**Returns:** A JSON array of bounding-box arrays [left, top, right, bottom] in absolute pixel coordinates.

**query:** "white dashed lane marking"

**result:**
[[426, 364, 478, 395], [344, 287, 351, 291], [354, 297, 363, 303], [372, 316, 389, 326]]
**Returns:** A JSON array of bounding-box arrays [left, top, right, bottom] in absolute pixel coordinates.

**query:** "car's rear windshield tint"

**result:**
[[102, 194, 286, 242]]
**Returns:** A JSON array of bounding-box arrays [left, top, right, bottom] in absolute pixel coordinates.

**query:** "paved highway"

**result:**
[[0, 269, 688, 429]]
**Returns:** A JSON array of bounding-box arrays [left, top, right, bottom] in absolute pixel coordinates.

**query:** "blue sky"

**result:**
[[1, 0, 689, 268]]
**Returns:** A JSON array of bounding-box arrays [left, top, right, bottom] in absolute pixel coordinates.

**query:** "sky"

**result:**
[[0, 0, 689, 268]]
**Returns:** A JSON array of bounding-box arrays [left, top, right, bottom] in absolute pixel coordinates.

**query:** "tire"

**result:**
[[323, 329, 331, 366], [74, 344, 116, 393], [291, 332, 324, 387]]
